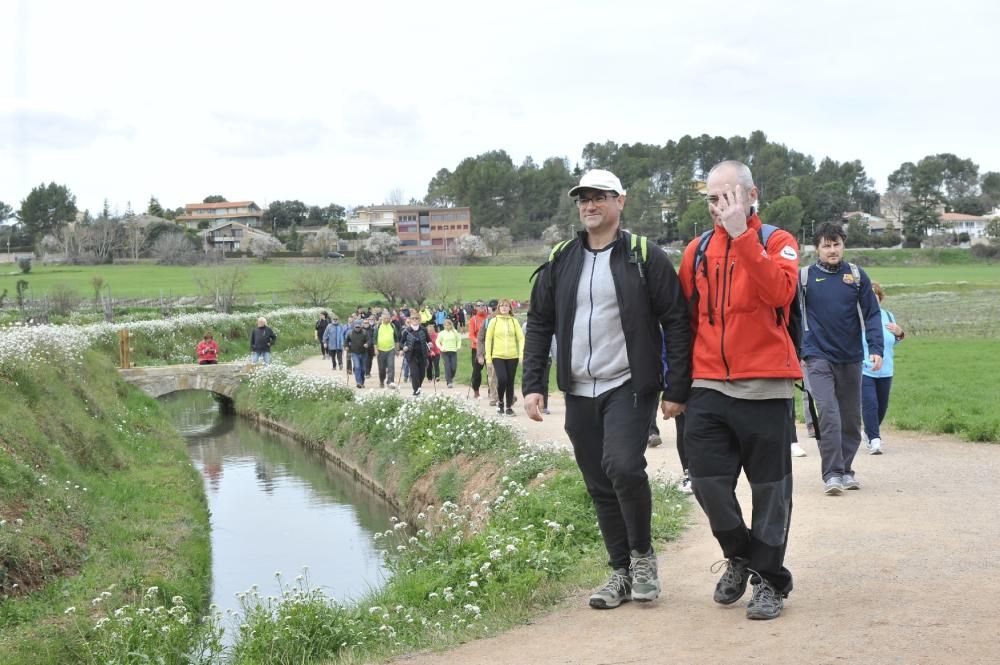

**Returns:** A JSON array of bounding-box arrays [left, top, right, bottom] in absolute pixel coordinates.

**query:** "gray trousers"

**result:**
[[804, 357, 863, 481], [377, 350, 396, 385]]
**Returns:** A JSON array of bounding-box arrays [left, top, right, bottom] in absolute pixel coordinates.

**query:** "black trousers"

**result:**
[[329, 349, 343, 369], [426, 355, 440, 380], [684, 388, 794, 594], [564, 382, 658, 570], [470, 348, 484, 390], [409, 355, 427, 393], [492, 358, 518, 409]]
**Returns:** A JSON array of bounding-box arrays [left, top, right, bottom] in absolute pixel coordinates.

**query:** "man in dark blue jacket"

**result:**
[[523, 169, 690, 610], [800, 222, 883, 495]]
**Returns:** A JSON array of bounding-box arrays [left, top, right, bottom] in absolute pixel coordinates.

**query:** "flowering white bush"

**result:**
[[0, 307, 318, 373]]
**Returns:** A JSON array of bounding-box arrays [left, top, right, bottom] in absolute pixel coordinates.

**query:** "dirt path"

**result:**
[[294, 355, 1000, 665]]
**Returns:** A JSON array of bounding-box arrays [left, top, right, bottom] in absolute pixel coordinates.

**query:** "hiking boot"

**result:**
[[712, 557, 749, 604], [842, 472, 861, 490], [790, 442, 807, 457], [746, 578, 784, 620], [629, 549, 660, 602], [868, 437, 883, 455], [497, 405, 504, 416], [379, 382, 385, 388], [824, 476, 844, 495], [806, 422, 816, 439], [505, 408, 514, 416], [588, 569, 632, 609], [647, 433, 662, 448]]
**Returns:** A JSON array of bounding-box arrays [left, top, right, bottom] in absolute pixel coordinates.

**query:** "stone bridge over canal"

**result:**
[[118, 363, 255, 399]]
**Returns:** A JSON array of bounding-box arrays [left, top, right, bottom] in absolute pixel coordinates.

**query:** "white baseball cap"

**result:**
[[568, 169, 626, 198]]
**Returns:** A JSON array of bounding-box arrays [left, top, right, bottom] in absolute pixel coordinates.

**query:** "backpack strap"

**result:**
[[531, 239, 574, 283], [799, 266, 811, 331], [691, 228, 716, 325]]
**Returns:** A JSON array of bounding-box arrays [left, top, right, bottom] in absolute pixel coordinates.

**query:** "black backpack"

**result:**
[[691, 224, 802, 357]]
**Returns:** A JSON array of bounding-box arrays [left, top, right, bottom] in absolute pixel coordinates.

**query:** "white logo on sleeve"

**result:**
[[780, 245, 798, 260]]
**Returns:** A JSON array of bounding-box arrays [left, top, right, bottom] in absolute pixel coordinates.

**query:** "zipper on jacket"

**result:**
[[719, 238, 732, 379], [727, 261, 736, 308]]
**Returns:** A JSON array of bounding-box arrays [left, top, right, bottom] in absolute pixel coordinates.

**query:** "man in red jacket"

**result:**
[[466, 300, 489, 398], [677, 160, 801, 621]]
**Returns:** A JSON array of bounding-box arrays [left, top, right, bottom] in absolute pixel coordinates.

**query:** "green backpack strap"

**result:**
[[548, 240, 571, 262], [628, 232, 649, 262]]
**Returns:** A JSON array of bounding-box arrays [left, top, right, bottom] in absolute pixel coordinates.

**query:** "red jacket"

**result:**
[[677, 215, 802, 381], [468, 311, 488, 350], [196, 339, 219, 363]]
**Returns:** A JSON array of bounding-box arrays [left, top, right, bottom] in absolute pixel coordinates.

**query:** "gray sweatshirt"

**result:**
[[569, 245, 630, 397]]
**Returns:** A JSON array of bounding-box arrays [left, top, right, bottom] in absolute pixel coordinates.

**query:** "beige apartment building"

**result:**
[[347, 205, 472, 254], [176, 201, 264, 229]]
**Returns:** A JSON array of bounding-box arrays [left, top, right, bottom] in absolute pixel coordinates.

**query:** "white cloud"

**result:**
[[1, 0, 999, 213]]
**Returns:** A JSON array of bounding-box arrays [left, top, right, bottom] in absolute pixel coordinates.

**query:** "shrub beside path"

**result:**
[[293, 355, 1000, 665]]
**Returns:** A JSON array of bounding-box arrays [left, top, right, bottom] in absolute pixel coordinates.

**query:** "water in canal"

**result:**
[[160, 391, 394, 620]]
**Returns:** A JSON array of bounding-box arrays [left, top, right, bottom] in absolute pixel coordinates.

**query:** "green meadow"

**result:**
[[2, 255, 999, 441], [0, 262, 540, 305]]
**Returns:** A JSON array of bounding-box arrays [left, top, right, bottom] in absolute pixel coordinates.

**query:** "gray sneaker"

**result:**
[[842, 472, 861, 490], [647, 433, 662, 448], [589, 569, 632, 609], [629, 549, 660, 602], [824, 476, 844, 495], [712, 557, 750, 604], [746, 578, 784, 620]]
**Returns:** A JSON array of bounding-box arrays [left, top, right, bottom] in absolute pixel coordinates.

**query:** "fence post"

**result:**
[[119, 328, 131, 368]]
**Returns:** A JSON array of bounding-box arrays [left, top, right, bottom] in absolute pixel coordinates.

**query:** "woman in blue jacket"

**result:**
[[861, 282, 905, 455]]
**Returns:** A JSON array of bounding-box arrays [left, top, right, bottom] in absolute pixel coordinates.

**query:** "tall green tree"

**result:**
[[761, 195, 804, 239], [678, 199, 712, 242], [147, 196, 165, 217], [980, 172, 1000, 209], [265, 200, 308, 231], [202, 195, 227, 203], [0, 200, 13, 225], [622, 178, 664, 238], [448, 150, 519, 230], [18, 182, 78, 247]]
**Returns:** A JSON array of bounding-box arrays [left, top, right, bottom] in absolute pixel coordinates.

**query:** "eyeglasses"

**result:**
[[576, 192, 618, 208]]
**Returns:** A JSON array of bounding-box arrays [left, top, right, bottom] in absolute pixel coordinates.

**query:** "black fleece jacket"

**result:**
[[523, 230, 691, 402]]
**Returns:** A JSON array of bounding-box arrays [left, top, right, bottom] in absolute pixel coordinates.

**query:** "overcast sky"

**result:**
[[2, 0, 998, 216]]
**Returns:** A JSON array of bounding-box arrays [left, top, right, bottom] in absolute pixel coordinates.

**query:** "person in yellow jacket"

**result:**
[[419, 306, 433, 325], [485, 299, 524, 416], [435, 318, 463, 388]]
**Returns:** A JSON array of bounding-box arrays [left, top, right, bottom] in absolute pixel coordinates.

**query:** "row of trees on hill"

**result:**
[[422, 132, 1000, 245]]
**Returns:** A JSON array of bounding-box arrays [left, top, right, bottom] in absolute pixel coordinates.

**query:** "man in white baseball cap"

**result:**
[[523, 168, 691, 610], [567, 169, 627, 199]]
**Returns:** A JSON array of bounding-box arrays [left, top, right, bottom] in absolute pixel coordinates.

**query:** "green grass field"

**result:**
[[0, 262, 540, 305], [4, 258, 998, 308]]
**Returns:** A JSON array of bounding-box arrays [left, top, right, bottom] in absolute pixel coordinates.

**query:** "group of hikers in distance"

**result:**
[[287, 159, 906, 621]]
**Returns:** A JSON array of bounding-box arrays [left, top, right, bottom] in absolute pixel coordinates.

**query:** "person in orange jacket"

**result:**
[[196, 331, 219, 365], [676, 160, 801, 621], [466, 300, 489, 398]]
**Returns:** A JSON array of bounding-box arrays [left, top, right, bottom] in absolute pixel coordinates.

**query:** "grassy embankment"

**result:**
[[0, 343, 213, 664], [224, 365, 688, 664]]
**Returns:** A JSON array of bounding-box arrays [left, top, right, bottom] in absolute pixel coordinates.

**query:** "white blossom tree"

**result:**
[[247, 235, 284, 260], [362, 231, 398, 264], [303, 228, 339, 256], [540, 224, 563, 247], [455, 234, 487, 262]]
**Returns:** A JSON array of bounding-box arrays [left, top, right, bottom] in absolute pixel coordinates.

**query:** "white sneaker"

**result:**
[[790, 442, 807, 457], [679, 476, 693, 495], [868, 437, 883, 455]]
